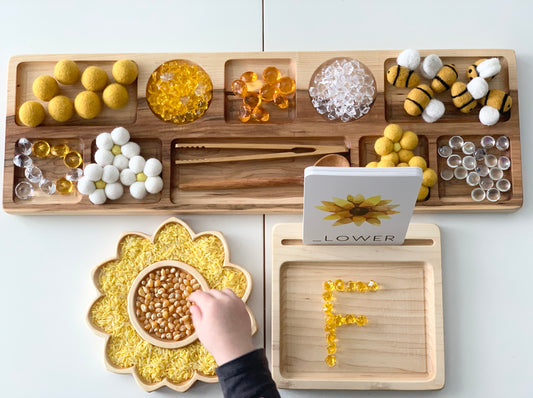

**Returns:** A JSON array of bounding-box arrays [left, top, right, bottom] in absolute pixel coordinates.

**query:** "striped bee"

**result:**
[[430, 64, 458, 94], [479, 89, 512, 113], [466, 58, 501, 81], [451, 82, 477, 113], [386, 65, 420, 88], [404, 84, 434, 116]]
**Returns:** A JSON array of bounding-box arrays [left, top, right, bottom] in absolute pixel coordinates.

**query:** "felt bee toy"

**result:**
[[466, 58, 501, 81], [404, 84, 433, 116], [478, 89, 512, 126], [450, 77, 488, 113], [430, 64, 458, 94], [386, 49, 421, 88]]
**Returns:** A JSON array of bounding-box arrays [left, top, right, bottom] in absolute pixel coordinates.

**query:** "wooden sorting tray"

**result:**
[[271, 223, 444, 390], [3, 50, 522, 214]]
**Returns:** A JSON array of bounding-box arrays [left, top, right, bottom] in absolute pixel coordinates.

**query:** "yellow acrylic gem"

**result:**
[[136, 172, 147, 182], [50, 144, 70, 157], [322, 302, 333, 313], [345, 314, 356, 324], [111, 144, 122, 155], [368, 280, 379, 291], [56, 177, 73, 194], [334, 279, 345, 291], [322, 291, 333, 301], [240, 71, 257, 83], [326, 333, 336, 344], [277, 76, 296, 95], [335, 314, 345, 327], [346, 281, 356, 292], [232, 79, 248, 97], [251, 106, 269, 122], [273, 92, 288, 109], [238, 104, 252, 122], [95, 180, 106, 189], [324, 323, 335, 332], [243, 92, 261, 108], [355, 315, 368, 326], [33, 140, 50, 158], [325, 314, 335, 326], [327, 344, 336, 355], [63, 151, 83, 168], [325, 354, 336, 367], [323, 280, 335, 291], [356, 281, 369, 292], [259, 84, 277, 102], [263, 66, 281, 84]]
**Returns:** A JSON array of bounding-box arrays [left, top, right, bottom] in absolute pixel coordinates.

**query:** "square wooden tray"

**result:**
[[3, 50, 522, 214], [271, 223, 444, 390]]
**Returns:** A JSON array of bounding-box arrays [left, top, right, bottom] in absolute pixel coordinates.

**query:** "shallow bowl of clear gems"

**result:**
[[308, 57, 377, 122]]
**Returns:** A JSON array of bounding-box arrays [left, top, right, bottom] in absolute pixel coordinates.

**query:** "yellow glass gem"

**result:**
[[356, 281, 369, 292], [324, 323, 335, 332], [56, 177, 73, 194], [355, 315, 368, 326], [33, 140, 51, 158], [325, 354, 336, 367], [322, 291, 333, 301], [240, 71, 257, 83], [111, 144, 122, 155], [346, 281, 356, 292], [272, 92, 288, 109], [232, 79, 248, 98], [259, 84, 277, 102], [238, 104, 252, 122], [322, 302, 333, 313], [326, 333, 336, 344], [95, 180, 106, 189], [63, 151, 83, 168], [323, 280, 335, 291], [136, 172, 147, 182], [345, 314, 356, 324], [243, 92, 261, 109], [251, 106, 269, 122], [277, 76, 296, 95], [327, 344, 336, 354], [263, 66, 281, 84], [325, 314, 335, 325], [50, 144, 70, 157], [335, 314, 346, 327], [368, 280, 379, 291], [335, 279, 345, 291]]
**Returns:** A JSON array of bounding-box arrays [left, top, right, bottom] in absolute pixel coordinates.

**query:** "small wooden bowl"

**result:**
[[127, 260, 210, 349]]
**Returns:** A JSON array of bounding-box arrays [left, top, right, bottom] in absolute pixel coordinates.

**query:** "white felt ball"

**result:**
[[477, 57, 501, 79], [83, 163, 103, 181], [121, 141, 141, 159], [397, 49, 420, 70], [129, 155, 146, 174], [420, 54, 443, 79], [422, 99, 445, 123], [144, 158, 162, 177], [479, 106, 500, 126], [94, 149, 114, 166], [105, 182, 124, 200], [145, 176, 164, 194], [113, 154, 129, 171], [95, 132, 113, 150], [467, 77, 489, 99], [89, 189, 107, 205], [120, 168, 137, 186], [102, 165, 120, 183], [111, 126, 130, 146], [130, 181, 147, 199], [77, 177, 96, 195]]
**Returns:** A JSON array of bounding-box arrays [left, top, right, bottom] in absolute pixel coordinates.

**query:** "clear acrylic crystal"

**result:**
[[486, 188, 501, 202], [66, 168, 83, 182], [479, 176, 494, 190], [15, 181, 33, 200], [25, 165, 42, 183], [466, 172, 481, 186], [440, 168, 454, 181], [454, 166, 467, 179], [496, 179, 511, 192], [13, 154, 32, 168], [15, 138, 33, 155], [438, 145, 452, 158], [462, 142, 475, 155], [480, 135, 495, 149], [39, 179, 56, 195], [484, 154, 498, 168], [476, 164, 490, 177], [498, 156, 511, 170], [449, 136, 464, 150], [495, 136, 509, 151], [447, 154, 462, 168], [489, 167, 504, 180], [471, 187, 486, 202]]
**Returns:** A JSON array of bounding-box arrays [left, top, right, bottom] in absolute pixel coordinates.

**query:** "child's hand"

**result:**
[[189, 288, 254, 366]]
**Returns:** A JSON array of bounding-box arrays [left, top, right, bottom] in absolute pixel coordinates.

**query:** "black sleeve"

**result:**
[[215, 348, 281, 398]]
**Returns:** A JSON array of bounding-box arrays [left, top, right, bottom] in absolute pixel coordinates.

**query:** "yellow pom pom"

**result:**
[[393, 142, 402, 152], [417, 185, 429, 201], [112, 59, 138, 85], [397, 162, 409, 167], [18, 101, 46, 127], [366, 161, 378, 167], [408, 155, 427, 170], [74, 91, 101, 119], [398, 149, 414, 163], [377, 159, 395, 168], [374, 137, 393, 156], [54, 60, 80, 85], [381, 152, 399, 165], [81, 66, 108, 91], [383, 124, 403, 142], [32, 75, 59, 101], [400, 131, 419, 150], [103, 83, 129, 109], [422, 168, 438, 187], [48, 95, 74, 122]]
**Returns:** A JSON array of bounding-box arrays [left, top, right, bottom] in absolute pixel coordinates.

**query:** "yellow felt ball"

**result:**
[[74, 91, 101, 119], [393, 142, 402, 152], [400, 131, 419, 150], [48, 95, 74, 122], [112, 59, 138, 85], [377, 159, 395, 168], [398, 149, 414, 163], [409, 155, 427, 170], [422, 168, 438, 187], [383, 124, 403, 142], [32, 75, 59, 101], [417, 185, 429, 201], [81, 66, 109, 91], [366, 161, 378, 167], [103, 83, 129, 109], [374, 137, 393, 156], [381, 152, 399, 165], [54, 60, 80, 85], [18, 101, 46, 127], [397, 162, 409, 167]]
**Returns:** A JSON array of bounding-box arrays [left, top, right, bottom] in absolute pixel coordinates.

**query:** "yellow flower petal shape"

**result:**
[[332, 197, 355, 209]]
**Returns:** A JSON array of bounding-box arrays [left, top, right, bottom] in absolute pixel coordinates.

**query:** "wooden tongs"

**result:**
[[175, 143, 348, 164]]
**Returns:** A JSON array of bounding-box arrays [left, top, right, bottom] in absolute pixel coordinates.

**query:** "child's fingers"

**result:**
[[206, 289, 227, 300], [189, 290, 215, 307], [221, 287, 238, 299], [189, 303, 202, 323]]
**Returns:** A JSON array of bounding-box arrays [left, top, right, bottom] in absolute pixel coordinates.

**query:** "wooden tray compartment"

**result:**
[[271, 223, 444, 390], [3, 50, 522, 214]]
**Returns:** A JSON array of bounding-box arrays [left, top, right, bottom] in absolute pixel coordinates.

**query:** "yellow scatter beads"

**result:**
[[33, 140, 51, 158], [334, 279, 345, 291], [356, 281, 369, 292], [323, 280, 335, 291], [146, 60, 213, 125], [56, 177, 74, 194], [50, 144, 70, 157], [63, 150, 83, 168], [325, 354, 336, 367], [322, 291, 333, 301]]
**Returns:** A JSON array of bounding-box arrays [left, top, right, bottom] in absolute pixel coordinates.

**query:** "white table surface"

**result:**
[[1, 1, 532, 397]]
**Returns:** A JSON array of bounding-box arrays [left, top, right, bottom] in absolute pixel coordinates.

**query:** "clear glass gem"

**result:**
[[498, 156, 511, 170], [438, 145, 452, 158], [474, 148, 487, 161], [489, 167, 504, 180], [466, 172, 481, 186], [15, 181, 33, 200], [479, 176, 494, 190], [471, 188, 486, 202], [476, 164, 490, 177], [13, 154, 32, 168], [496, 179, 511, 192], [454, 166, 467, 179], [462, 142, 475, 155], [462, 156, 476, 170], [39, 179, 56, 195], [440, 168, 454, 181], [447, 154, 462, 168], [480, 135, 495, 149], [495, 136, 510, 151], [484, 154, 498, 168], [66, 168, 83, 181], [24, 165, 42, 183], [449, 136, 464, 150], [486, 188, 501, 202], [15, 138, 33, 155]]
